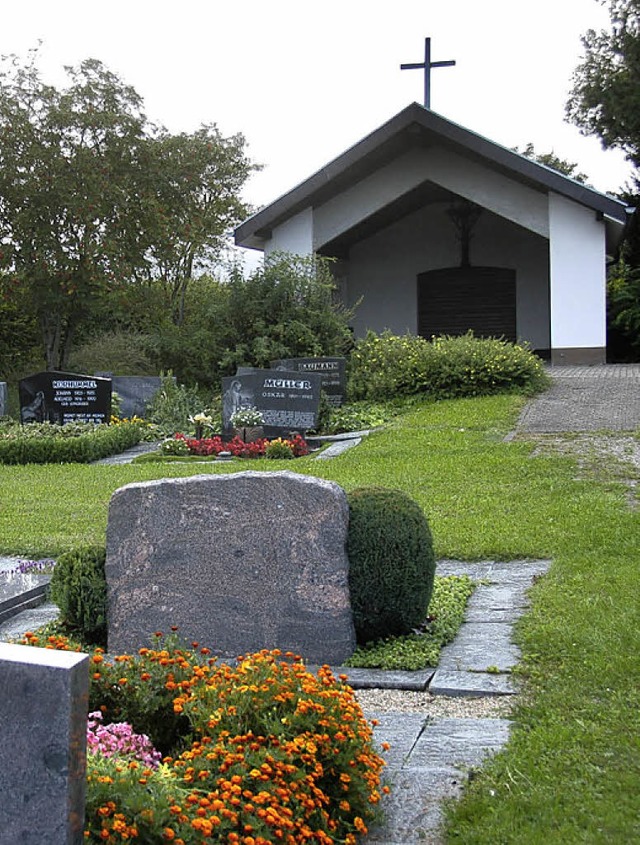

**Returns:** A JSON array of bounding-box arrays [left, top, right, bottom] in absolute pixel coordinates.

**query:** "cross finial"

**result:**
[[400, 37, 456, 109]]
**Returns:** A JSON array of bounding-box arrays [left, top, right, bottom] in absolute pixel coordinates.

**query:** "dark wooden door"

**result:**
[[418, 266, 516, 342]]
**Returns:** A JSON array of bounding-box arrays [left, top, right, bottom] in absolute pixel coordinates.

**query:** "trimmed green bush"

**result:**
[[49, 546, 108, 646], [0, 421, 142, 464], [347, 487, 436, 644], [347, 330, 549, 401]]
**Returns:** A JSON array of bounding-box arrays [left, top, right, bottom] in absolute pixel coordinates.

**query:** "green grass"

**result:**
[[1, 393, 639, 841]]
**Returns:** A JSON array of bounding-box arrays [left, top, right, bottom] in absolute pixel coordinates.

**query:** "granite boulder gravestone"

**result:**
[[221, 369, 322, 436], [272, 357, 347, 407], [106, 471, 355, 664], [19, 371, 111, 425]]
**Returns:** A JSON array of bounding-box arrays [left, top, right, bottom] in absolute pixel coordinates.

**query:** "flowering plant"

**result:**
[[21, 632, 387, 844], [230, 407, 264, 427], [87, 710, 162, 769]]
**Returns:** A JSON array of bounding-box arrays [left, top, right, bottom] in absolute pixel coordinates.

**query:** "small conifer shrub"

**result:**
[[49, 546, 107, 646], [347, 487, 436, 644]]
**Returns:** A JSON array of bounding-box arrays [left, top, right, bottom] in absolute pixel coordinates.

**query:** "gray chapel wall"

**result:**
[[343, 202, 551, 351]]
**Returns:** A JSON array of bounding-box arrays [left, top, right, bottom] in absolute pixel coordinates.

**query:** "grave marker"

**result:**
[[0, 642, 89, 844], [19, 371, 111, 425], [272, 357, 347, 407], [0, 381, 8, 416], [106, 470, 356, 664], [221, 368, 322, 435]]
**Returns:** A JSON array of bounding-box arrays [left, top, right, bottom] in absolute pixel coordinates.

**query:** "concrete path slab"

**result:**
[[518, 364, 640, 432], [367, 716, 512, 845]]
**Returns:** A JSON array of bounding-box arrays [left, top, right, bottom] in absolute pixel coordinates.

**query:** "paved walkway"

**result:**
[[518, 364, 640, 432]]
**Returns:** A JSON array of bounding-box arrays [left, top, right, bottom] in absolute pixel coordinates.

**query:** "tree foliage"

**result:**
[[566, 0, 640, 166], [0, 49, 254, 370], [515, 142, 589, 183]]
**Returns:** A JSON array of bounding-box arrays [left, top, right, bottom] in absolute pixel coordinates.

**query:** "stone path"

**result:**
[[518, 364, 640, 432]]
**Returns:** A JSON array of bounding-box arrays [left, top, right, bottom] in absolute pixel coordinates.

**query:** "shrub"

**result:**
[[347, 330, 549, 401], [144, 372, 208, 437], [347, 487, 436, 644], [49, 546, 108, 646], [0, 420, 142, 464], [67, 329, 159, 376]]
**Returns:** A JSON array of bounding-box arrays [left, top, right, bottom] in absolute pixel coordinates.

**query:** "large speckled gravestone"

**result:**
[[106, 471, 355, 663]]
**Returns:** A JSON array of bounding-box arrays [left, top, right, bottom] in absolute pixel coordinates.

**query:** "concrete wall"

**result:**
[[548, 193, 606, 356], [264, 207, 313, 256], [344, 202, 550, 350]]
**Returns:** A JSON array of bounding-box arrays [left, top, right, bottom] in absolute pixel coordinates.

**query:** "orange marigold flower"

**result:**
[[162, 828, 176, 841]]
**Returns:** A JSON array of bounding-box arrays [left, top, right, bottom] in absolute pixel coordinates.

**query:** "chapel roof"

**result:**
[[235, 102, 629, 251]]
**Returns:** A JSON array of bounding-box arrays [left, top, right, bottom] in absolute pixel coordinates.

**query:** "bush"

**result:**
[[347, 330, 549, 402], [347, 487, 436, 644], [144, 372, 208, 436], [67, 329, 159, 376], [49, 546, 108, 646], [0, 420, 142, 464]]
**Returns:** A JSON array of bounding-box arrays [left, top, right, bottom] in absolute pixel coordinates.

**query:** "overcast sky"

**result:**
[[2, 0, 634, 217]]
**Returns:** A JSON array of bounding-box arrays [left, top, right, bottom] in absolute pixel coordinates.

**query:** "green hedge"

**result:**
[[0, 421, 143, 464], [348, 330, 549, 402]]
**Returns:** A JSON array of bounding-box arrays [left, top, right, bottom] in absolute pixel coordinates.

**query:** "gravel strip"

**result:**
[[355, 688, 515, 718]]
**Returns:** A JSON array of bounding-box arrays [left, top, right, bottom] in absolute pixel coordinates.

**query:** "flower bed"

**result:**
[[20, 632, 386, 844], [164, 433, 310, 459]]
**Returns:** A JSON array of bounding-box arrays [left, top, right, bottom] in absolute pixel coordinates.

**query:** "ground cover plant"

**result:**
[[2, 393, 639, 840], [20, 631, 386, 844]]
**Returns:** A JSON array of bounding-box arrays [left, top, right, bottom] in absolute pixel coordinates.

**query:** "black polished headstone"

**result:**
[[222, 369, 321, 436], [19, 371, 112, 425], [272, 357, 346, 407]]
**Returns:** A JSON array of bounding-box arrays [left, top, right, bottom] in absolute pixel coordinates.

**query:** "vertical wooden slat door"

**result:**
[[418, 266, 517, 341]]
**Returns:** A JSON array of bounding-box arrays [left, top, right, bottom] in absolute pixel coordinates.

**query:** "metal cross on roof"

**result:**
[[400, 37, 456, 110]]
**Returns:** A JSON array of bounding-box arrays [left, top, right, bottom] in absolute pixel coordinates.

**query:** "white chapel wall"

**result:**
[[264, 207, 314, 256], [548, 193, 606, 353]]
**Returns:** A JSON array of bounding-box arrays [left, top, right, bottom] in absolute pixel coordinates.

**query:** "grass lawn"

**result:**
[[1, 393, 638, 841]]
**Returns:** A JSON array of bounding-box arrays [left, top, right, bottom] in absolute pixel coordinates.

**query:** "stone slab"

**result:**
[[314, 437, 361, 460], [326, 666, 434, 690], [99, 375, 164, 419], [464, 582, 530, 622], [0, 573, 50, 623], [428, 668, 516, 697], [106, 470, 356, 664], [0, 381, 8, 416], [0, 602, 60, 642], [368, 712, 429, 769], [0, 642, 89, 844], [407, 717, 512, 770], [366, 767, 463, 845], [437, 622, 519, 672]]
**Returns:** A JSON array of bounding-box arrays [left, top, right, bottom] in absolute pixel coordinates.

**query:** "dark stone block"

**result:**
[[0, 643, 89, 844], [106, 471, 356, 664]]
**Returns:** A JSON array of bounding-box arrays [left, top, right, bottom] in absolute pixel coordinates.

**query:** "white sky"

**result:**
[[1, 0, 634, 215]]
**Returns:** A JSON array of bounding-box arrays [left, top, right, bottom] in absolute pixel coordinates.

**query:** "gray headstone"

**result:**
[[106, 470, 356, 664], [272, 357, 347, 407], [96, 374, 167, 419], [0, 642, 88, 845], [0, 381, 8, 416]]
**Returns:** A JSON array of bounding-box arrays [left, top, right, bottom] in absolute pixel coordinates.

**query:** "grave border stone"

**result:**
[[0, 642, 89, 845]]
